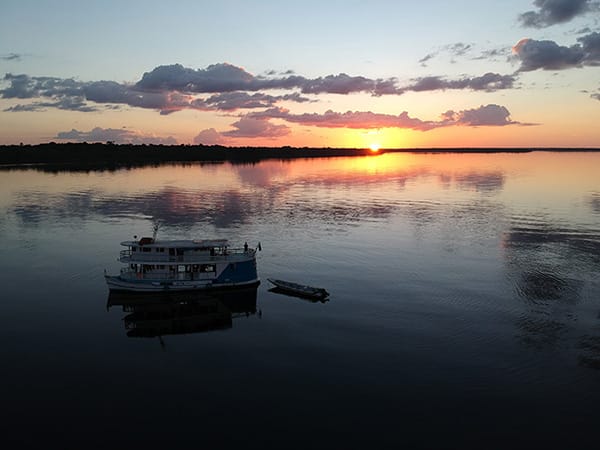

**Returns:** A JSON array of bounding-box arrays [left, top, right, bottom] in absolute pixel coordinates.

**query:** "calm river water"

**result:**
[[1, 151, 599, 449]]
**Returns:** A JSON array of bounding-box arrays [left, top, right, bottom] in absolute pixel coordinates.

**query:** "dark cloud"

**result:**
[[2, 62, 519, 118], [298, 73, 398, 95], [55, 127, 177, 144], [83, 80, 180, 111], [448, 43, 473, 59], [133, 63, 515, 97], [441, 104, 520, 127], [135, 63, 400, 96], [513, 32, 600, 71], [1, 74, 102, 112], [577, 31, 600, 63], [4, 97, 98, 113], [135, 63, 304, 93], [518, 0, 599, 28], [418, 52, 436, 66], [405, 73, 515, 92], [512, 38, 586, 71], [1, 73, 83, 99], [202, 91, 311, 111]]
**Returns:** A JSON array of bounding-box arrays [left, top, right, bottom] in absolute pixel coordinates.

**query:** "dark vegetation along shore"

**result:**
[[0, 143, 597, 171]]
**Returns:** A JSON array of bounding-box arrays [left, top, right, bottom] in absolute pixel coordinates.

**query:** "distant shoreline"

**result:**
[[1, 143, 598, 171]]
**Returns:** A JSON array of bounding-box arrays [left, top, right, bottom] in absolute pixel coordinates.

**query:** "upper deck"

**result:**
[[119, 238, 255, 264]]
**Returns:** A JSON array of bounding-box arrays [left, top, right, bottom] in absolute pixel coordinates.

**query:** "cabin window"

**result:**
[[169, 248, 175, 256], [158, 247, 165, 252], [142, 247, 151, 252], [200, 264, 216, 273], [132, 247, 137, 252]]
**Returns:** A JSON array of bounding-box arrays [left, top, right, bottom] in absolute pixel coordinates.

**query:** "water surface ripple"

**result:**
[[1, 152, 599, 448]]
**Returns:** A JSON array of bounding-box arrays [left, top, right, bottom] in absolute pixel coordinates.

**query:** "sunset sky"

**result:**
[[1, 0, 599, 148]]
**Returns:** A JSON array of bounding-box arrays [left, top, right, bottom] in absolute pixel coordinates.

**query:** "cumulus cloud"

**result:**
[[440, 104, 519, 126], [55, 127, 177, 144], [193, 128, 227, 145], [194, 119, 290, 143], [519, 0, 599, 28], [137, 63, 268, 92], [512, 32, 600, 71], [222, 117, 290, 138], [512, 38, 584, 70]]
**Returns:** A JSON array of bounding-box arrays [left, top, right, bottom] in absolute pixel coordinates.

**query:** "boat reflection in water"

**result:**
[[107, 286, 259, 339]]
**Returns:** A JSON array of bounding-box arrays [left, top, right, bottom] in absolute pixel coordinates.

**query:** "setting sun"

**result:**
[[369, 143, 381, 152]]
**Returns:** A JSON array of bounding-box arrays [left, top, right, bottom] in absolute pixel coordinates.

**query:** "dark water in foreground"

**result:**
[[1, 152, 599, 449]]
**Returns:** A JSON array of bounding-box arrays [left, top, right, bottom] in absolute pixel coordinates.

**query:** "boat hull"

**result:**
[[105, 275, 260, 293]]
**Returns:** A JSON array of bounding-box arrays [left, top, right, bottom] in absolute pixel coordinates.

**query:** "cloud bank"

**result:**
[[0, 51, 554, 144], [56, 127, 177, 145], [251, 104, 522, 130], [194, 104, 526, 144], [1, 62, 518, 116]]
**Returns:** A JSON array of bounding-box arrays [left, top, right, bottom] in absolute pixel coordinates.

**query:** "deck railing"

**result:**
[[119, 268, 215, 281], [119, 247, 255, 263]]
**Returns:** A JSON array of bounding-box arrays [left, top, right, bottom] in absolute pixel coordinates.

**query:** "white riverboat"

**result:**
[[105, 237, 260, 292]]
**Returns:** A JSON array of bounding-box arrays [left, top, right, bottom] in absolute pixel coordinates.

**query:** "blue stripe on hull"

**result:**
[[214, 259, 258, 284]]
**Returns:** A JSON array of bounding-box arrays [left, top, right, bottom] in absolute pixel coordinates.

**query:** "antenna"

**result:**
[[152, 221, 160, 241]]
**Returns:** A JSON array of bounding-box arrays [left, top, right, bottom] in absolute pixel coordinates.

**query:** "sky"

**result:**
[[0, 0, 599, 148]]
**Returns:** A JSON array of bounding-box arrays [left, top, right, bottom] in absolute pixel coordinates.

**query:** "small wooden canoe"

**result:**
[[267, 278, 329, 301]]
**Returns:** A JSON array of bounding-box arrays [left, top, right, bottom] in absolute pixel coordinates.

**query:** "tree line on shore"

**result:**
[[0, 142, 593, 171]]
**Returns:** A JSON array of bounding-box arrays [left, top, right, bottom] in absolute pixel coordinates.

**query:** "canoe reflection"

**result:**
[[268, 287, 330, 303], [107, 286, 258, 338]]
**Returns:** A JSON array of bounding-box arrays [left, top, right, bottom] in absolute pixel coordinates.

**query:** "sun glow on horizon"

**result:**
[[369, 143, 381, 152]]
